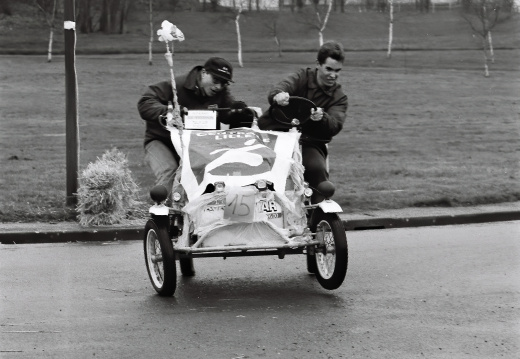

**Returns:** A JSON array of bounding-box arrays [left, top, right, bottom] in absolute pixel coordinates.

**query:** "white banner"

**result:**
[[170, 128, 300, 201]]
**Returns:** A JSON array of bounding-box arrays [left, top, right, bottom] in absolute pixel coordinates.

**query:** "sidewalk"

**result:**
[[1, 202, 519, 245]]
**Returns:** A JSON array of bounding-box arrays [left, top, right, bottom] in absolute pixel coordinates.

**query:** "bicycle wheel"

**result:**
[[309, 208, 348, 290], [144, 217, 177, 296]]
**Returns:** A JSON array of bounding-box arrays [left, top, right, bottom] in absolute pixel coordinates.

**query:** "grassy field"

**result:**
[[1, 9, 519, 223]]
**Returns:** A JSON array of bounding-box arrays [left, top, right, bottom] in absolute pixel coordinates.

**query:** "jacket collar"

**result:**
[[184, 66, 204, 96], [307, 67, 340, 97]]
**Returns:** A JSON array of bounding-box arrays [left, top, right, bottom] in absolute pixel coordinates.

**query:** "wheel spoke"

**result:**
[[147, 230, 165, 288], [315, 220, 336, 280], [144, 220, 177, 296]]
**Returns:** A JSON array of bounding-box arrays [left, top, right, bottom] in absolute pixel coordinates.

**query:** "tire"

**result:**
[[179, 257, 195, 277], [309, 209, 348, 290], [144, 217, 177, 296], [306, 251, 317, 274]]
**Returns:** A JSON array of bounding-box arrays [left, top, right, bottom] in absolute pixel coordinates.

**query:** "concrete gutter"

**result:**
[[1, 202, 519, 245]]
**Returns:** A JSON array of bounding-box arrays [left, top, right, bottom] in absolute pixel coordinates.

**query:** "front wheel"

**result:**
[[310, 209, 348, 290], [144, 217, 177, 296]]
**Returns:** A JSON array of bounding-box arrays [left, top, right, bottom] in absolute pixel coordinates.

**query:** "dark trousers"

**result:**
[[302, 143, 329, 203]]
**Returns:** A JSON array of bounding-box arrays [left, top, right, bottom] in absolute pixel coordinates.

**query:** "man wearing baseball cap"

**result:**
[[138, 57, 252, 201]]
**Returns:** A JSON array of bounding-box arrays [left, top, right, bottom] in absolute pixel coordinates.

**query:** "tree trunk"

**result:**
[[482, 37, 490, 77], [487, 31, 495, 64], [387, 0, 394, 59], [236, 10, 243, 67], [48, 0, 57, 62], [274, 35, 282, 57], [110, 0, 120, 33], [77, 0, 89, 33], [100, 0, 112, 33], [119, 0, 130, 34], [148, 0, 153, 65], [317, 0, 332, 46], [47, 26, 54, 62]]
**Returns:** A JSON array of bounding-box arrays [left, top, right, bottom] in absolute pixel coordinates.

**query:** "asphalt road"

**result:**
[[1, 222, 519, 359]]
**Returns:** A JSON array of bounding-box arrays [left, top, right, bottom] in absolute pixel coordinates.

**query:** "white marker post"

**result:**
[[157, 21, 185, 128]]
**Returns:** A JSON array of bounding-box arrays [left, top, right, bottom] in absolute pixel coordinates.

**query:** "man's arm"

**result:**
[[137, 81, 172, 122], [302, 94, 348, 141], [267, 69, 306, 105]]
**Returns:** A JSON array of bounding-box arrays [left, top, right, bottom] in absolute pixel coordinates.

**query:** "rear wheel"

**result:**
[[144, 217, 177, 296], [310, 209, 348, 290]]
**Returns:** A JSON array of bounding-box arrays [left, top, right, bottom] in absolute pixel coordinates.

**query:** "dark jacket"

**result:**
[[258, 67, 348, 146], [137, 66, 235, 149]]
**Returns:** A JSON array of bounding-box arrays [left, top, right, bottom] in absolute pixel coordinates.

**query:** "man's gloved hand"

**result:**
[[310, 107, 324, 121], [230, 101, 248, 112], [228, 101, 253, 128], [273, 92, 290, 106]]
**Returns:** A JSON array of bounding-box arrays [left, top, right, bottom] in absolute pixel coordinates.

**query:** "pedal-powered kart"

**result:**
[[143, 97, 348, 296]]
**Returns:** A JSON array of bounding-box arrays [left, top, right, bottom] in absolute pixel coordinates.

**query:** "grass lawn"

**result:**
[[0, 9, 519, 223]]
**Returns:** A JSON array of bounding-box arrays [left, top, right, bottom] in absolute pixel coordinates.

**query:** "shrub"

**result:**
[[76, 148, 144, 226]]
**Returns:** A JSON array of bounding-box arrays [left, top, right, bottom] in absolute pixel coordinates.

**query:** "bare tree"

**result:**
[[34, 0, 59, 62], [386, 0, 393, 58], [316, 0, 333, 46], [148, 0, 154, 65], [100, 0, 112, 33], [376, 0, 414, 60], [98, 0, 131, 34], [117, 0, 131, 34], [234, 0, 244, 67], [264, 12, 283, 57], [298, 0, 333, 46], [461, 0, 515, 77], [77, 0, 94, 33]]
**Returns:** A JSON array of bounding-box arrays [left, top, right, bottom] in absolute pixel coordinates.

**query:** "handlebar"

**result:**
[[268, 96, 317, 127], [207, 104, 259, 118], [159, 103, 260, 129]]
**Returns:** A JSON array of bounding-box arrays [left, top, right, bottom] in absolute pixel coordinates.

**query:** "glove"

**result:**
[[230, 101, 248, 112], [273, 92, 289, 106], [228, 101, 254, 128]]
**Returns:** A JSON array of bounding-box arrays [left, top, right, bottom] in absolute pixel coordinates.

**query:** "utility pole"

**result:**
[[64, 0, 79, 206]]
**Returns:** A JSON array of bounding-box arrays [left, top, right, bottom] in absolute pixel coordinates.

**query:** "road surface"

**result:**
[[1, 221, 519, 358]]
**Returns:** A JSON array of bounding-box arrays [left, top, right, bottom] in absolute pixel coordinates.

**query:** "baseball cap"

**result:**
[[204, 57, 234, 84]]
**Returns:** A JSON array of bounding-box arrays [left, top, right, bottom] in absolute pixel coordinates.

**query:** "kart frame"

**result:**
[[143, 97, 348, 296]]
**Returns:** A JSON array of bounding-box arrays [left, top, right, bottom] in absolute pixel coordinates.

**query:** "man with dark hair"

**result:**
[[138, 57, 251, 199], [258, 41, 348, 203]]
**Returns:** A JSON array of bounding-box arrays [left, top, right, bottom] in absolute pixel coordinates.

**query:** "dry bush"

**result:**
[[76, 148, 145, 226]]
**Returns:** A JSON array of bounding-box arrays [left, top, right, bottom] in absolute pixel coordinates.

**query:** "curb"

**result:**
[[342, 210, 520, 231], [0, 226, 144, 245], [1, 210, 518, 245]]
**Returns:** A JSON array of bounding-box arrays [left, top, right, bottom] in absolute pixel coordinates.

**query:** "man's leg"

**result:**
[[301, 145, 328, 203], [144, 140, 179, 198]]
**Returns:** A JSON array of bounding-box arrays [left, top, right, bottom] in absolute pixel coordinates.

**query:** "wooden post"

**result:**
[[64, 0, 79, 207]]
